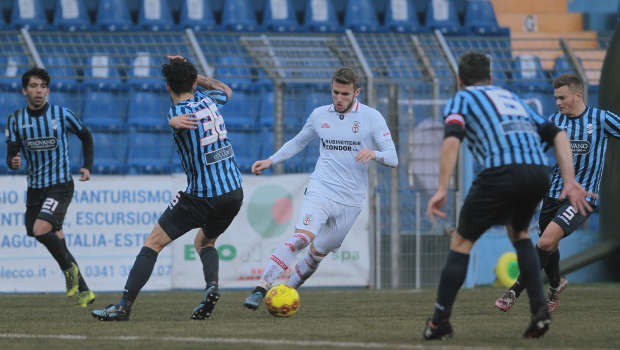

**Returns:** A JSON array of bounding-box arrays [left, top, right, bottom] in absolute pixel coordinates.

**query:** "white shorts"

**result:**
[[294, 191, 363, 254]]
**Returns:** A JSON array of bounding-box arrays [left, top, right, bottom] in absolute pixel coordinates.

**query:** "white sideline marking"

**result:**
[[0, 334, 615, 350]]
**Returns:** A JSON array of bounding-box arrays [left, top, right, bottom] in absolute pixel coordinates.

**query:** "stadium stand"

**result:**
[[90, 131, 130, 174], [221, 0, 261, 32], [424, 0, 469, 35], [262, 0, 302, 32], [303, 0, 342, 32], [128, 131, 174, 174], [52, 0, 97, 32], [463, 0, 509, 36], [96, 0, 140, 31], [344, 0, 385, 32]]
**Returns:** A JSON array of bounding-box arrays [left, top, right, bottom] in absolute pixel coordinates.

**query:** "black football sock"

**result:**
[[199, 246, 219, 287], [545, 249, 562, 288], [60, 238, 90, 293], [432, 250, 469, 324], [513, 239, 546, 314], [509, 275, 526, 298], [36, 231, 72, 270], [121, 247, 158, 304], [536, 245, 552, 269]]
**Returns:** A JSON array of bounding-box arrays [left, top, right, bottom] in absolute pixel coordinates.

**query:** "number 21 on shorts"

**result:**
[[195, 105, 227, 146]]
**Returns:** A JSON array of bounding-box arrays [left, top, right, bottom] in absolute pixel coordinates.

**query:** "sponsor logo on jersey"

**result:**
[[499, 120, 535, 135], [320, 138, 361, 151], [321, 123, 330, 128], [570, 140, 590, 155], [51, 119, 58, 130], [303, 214, 312, 225], [25, 137, 58, 151], [352, 121, 360, 133], [21, 124, 33, 129], [204, 144, 233, 164]]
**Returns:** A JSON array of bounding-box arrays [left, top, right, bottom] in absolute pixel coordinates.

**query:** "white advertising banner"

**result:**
[[0, 174, 369, 293]]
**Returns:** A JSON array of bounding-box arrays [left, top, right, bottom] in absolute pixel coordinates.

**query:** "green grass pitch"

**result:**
[[1, 284, 619, 350]]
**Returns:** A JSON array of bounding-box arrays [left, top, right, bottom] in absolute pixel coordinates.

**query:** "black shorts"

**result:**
[[538, 196, 595, 238], [458, 164, 550, 241], [158, 187, 243, 241], [25, 180, 74, 236]]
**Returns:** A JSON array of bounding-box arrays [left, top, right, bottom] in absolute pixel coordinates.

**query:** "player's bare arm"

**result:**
[[552, 131, 596, 215], [251, 159, 273, 176], [169, 113, 200, 130], [427, 136, 460, 222]]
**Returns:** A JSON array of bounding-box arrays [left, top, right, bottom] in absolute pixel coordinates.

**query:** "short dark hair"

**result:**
[[332, 67, 359, 89], [458, 52, 491, 86], [553, 72, 583, 92], [22, 67, 50, 89], [161, 59, 198, 95]]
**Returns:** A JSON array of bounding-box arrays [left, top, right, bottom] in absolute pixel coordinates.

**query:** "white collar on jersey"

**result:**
[[327, 99, 360, 113]]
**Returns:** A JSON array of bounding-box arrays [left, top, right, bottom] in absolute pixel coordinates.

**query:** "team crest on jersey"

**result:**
[[339, 115, 344, 120], [352, 121, 360, 133], [303, 214, 313, 225], [51, 119, 58, 130], [587, 123, 594, 135]]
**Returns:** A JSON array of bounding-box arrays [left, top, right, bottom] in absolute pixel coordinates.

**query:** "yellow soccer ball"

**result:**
[[265, 284, 300, 317]]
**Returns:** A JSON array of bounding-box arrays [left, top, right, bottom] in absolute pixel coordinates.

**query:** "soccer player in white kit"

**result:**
[[243, 67, 398, 310]]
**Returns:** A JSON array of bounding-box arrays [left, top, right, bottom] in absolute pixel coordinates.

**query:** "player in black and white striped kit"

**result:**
[[5, 67, 95, 307], [495, 73, 619, 313]]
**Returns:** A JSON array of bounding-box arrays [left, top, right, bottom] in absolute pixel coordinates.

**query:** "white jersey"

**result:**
[[269, 99, 396, 207]]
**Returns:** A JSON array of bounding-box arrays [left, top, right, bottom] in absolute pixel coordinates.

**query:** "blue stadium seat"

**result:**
[[42, 56, 80, 92], [53, 0, 97, 31], [91, 131, 130, 174], [83, 54, 125, 90], [228, 129, 263, 173], [222, 90, 261, 129], [128, 131, 174, 174], [66, 132, 84, 175], [553, 55, 585, 78], [261, 129, 307, 173], [221, 0, 260, 32], [424, 0, 469, 35], [82, 90, 128, 131], [128, 89, 172, 131], [96, 0, 140, 31], [344, 0, 385, 32], [387, 56, 423, 78], [215, 56, 255, 92], [512, 55, 550, 92], [384, 0, 430, 33], [179, 0, 222, 32], [464, 0, 509, 36], [127, 53, 167, 91], [0, 8, 11, 30], [0, 89, 24, 123], [0, 55, 30, 90], [490, 57, 511, 89], [304, 0, 342, 32], [138, 0, 182, 31], [263, 0, 302, 32], [10, 0, 57, 31]]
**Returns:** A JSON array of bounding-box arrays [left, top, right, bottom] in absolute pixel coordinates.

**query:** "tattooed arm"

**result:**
[[196, 74, 232, 101]]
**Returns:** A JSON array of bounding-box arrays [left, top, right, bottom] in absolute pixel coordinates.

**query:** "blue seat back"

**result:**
[[82, 90, 127, 131], [53, 0, 94, 31], [0, 90, 24, 124], [179, 0, 219, 31], [512, 55, 550, 93], [215, 56, 254, 91], [0, 55, 30, 89], [128, 90, 171, 131], [344, 0, 383, 32], [221, 0, 259, 32], [42, 56, 79, 91], [424, 0, 468, 35], [263, 0, 300, 32], [138, 0, 179, 31], [384, 0, 429, 33], [464, 0, 509, 36], [96, 0, 136, 31], [11, 0, 55, 30], [83, 54, 123, 89], [91, 131, 129, 174], [554, 56, 583, 78], [304, 0, 341, 32], [128, 131, 173, 173], [128, 53, 166, 91]]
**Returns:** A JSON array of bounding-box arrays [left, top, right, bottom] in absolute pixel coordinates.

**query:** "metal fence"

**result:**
[[0, 29, 610, 288]]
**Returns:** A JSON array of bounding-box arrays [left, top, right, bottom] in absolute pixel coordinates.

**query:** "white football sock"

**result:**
[[259, 233, 311, 287], [287, 250, 326, 289]]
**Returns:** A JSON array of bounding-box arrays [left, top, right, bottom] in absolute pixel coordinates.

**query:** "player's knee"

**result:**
[[310, 243, 328, 257], [536, 237, 556, 251], [144, 233, 170, 253]]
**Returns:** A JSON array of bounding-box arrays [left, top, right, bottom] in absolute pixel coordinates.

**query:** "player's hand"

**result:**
[[558, 179, 597, 216], [79, 168, 91, 182], [167, 55, 186, 62], [11, 152, 21, 169], [427, 188, 448, 223], [252, 159, 273, 176], [169, 113, 199, 130], [355, 148, 376, 164]]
